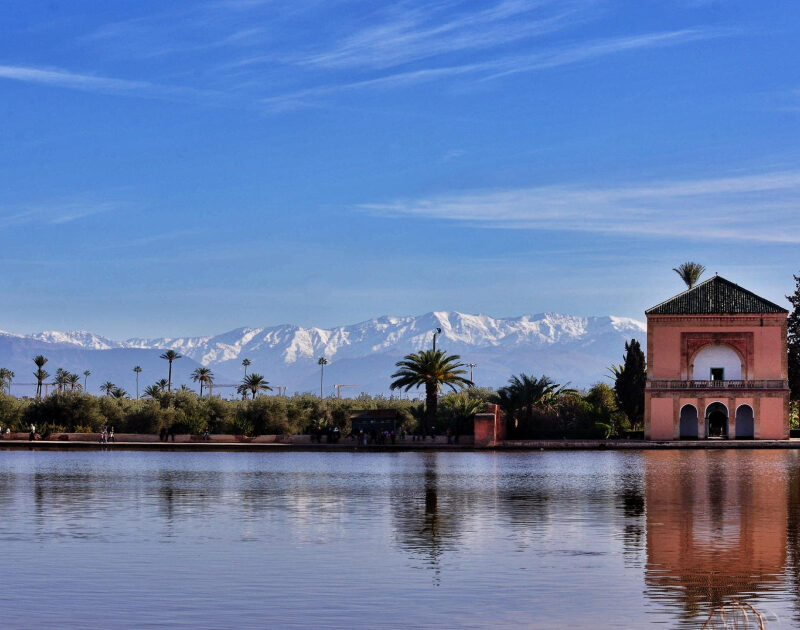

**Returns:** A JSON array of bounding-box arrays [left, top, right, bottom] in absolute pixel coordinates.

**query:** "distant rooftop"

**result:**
[[646, 275, 788, 315]]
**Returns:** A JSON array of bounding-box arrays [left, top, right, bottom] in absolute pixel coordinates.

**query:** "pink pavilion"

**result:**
[[644, 275, 790, 440]]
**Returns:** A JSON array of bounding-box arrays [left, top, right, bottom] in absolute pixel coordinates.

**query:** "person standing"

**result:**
[[109, 426, 115, 443], [29, 423, 36, 441]]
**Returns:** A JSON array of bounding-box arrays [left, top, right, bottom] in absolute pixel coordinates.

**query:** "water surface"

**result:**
[[0, 449, 798, 629]]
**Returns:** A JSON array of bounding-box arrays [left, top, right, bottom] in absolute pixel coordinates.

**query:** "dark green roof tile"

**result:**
[[646, 276, 788, 315]]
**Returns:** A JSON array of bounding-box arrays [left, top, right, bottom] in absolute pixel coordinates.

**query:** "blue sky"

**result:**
[[1, 0, 799, 338]]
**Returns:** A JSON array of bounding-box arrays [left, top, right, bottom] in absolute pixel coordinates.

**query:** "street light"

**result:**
[[432, 327, 442, 351]]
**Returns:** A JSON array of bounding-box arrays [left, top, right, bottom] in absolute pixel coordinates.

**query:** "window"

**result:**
[[710, 367, 724, 381]]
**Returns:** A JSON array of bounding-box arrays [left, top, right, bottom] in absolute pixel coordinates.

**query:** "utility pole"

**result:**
[[467, 363, 477, 384]]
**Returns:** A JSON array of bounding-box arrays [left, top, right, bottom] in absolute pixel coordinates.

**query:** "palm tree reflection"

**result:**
[[391, 455, 464, 585]]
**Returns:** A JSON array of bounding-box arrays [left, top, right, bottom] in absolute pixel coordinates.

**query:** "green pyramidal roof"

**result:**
[[646, 275, 788, 315]]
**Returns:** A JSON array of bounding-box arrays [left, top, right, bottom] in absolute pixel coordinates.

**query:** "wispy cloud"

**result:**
[[299, 1, 580, 71], [0, 64, 153, 93], [261, 28, 726, 110], [0, 200, 119, 229], [0, 64, 225, 103], [359, 170, 800, 243]]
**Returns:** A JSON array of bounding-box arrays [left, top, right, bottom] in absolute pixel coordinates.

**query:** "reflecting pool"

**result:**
[[0, 449, 798, 628]]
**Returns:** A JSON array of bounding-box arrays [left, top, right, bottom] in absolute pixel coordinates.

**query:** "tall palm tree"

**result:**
[[100, 381, 116, 396], [83, 369, 91, 390], [159, 349, 182, 392], [241, 373, 272, 399], [242, 358, 251, 378], [133, 366, 142, 399], [0, 368, 14, 395], [673, 262, 706, 289], [67, 372, 81, 390], [318, 356, 328, 398], [33, 355, 48, 398], [390, 349, 473, 434], [191, 367, 214, 396]]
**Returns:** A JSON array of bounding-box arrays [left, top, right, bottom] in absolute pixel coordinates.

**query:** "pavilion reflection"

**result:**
[[644, 451, 787, 624]]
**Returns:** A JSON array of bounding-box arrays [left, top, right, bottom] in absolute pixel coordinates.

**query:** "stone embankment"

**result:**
[[0, 433, 472, 449], [2, 433, 800, 450]]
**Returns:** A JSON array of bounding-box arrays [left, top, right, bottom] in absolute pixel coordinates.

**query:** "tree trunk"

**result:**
[[425, 382, 437, 437], [168, 362, 173, 392]]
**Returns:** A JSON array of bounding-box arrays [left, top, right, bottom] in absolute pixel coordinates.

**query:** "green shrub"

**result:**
[[231, 415, 253, 436]]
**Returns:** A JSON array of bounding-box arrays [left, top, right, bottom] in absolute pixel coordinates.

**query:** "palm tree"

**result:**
[[33, 355, 48, 398], [100, 381, 116, 396], [441, 392, 485, 441], [133, 366, 142, 399], [0, 368, 14, 395], [242, 358, 251, 378], [111, 387, 128, 399], [318, 356, 328, 398], [159, 350, 182, 392], [156, 378, 169, 391], [83, 369, 91, 390], [492, 374, 576, 436], [191, 367, 214, 396], [390, 349, 473, 435], [143, 384, 162, 399], [67, 372, 81, 390], [241, 373, 272, 399], [673, 262, 706, 289], [53, 368, 69, 392]]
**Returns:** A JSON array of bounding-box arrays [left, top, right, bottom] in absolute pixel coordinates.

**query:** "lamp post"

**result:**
[[432, 327, 442, 351]]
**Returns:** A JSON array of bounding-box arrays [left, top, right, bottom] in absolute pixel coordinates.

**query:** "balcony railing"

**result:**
[[647, 379, 788, 390]]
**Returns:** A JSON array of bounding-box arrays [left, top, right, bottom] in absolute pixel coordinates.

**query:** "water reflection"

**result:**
[[4, 450, 800, 628], [390, 455, 464, 584], [644, 451, 788, 626]]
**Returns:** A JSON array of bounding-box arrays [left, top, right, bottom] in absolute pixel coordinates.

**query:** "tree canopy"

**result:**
[[673, 262, 706, 289], [613, 339, 647, 430], [787, 271, 800, 401]]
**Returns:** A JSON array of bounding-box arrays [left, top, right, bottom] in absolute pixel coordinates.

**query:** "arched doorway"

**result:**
[[679, 404, 699, 439], [706, 402, 729, 438], [735, 405, 755, 439]]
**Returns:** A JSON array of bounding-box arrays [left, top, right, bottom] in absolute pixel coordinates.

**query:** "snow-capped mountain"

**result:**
[[0, 312, 645, 397]]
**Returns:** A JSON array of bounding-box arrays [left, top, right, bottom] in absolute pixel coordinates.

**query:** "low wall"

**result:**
[[1, 432, 290, 443]]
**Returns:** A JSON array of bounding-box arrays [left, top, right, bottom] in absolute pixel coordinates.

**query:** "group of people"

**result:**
[[310, 425, 341, 443], [98, 426, 115, 444], [158, 426, 177, 442], [352, 428, 406, 446]]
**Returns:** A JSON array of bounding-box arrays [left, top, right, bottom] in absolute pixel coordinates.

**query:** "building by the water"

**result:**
[[644, 275, 790, 440]]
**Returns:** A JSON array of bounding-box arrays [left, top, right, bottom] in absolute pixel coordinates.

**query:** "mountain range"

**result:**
[[0, 312, 646, 398]]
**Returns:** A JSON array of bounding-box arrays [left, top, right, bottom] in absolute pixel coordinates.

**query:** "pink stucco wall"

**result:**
[[759, 398, 787, 440], [649, 398, 674, 440], [648, 321, 785, 380]]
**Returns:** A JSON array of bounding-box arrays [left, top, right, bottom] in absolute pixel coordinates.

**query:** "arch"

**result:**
[[705, 401, 729, 438], [735, 404, 755, 439], [691, 344, 743, 380], [679, 404, 699, 439]]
